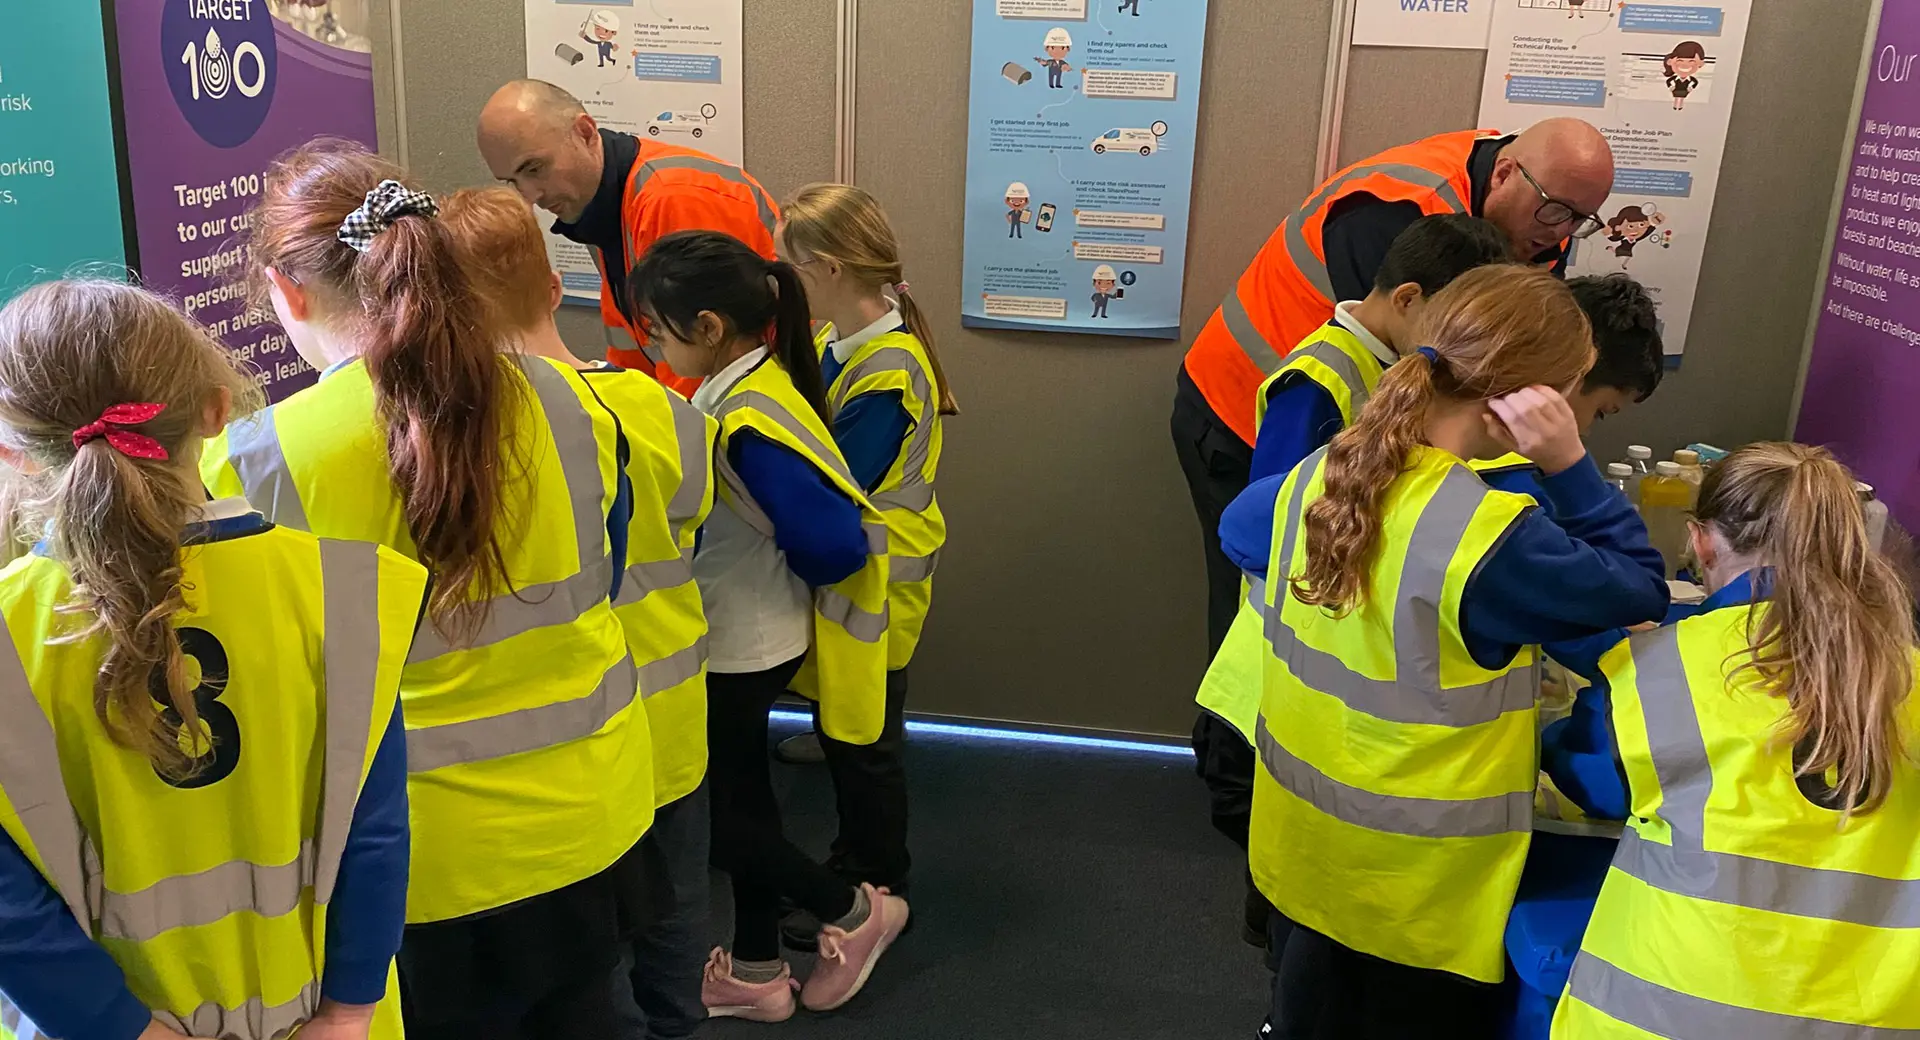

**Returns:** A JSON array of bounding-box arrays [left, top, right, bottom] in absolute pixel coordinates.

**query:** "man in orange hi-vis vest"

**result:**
[[479, 79, 781, 398], [1175, 119, 1613, 917]]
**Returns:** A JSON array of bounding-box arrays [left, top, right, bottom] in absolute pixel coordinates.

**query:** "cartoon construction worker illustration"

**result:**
[[1005, 182, 1032, 239], [1664, 41, 1707, 110], [1119, 0, 1142, 14], [581, 9, 621, 67], [1034, 28, 1075, 89], [1091, 265, 1122, 318], [1604, 205, 1666, 269]]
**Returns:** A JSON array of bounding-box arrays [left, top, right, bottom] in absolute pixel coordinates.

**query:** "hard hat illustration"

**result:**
[[590, 9, 620, 32], [1093, 265, 1118, 281], [1044, 27, 1073, 48], [1005, 182, 1031, 200]]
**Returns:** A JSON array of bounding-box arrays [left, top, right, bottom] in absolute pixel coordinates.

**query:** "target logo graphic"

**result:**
[[162, 0, 277, 148]]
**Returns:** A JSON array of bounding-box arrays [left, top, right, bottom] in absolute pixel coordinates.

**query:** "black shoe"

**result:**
[[774, 731, 826, 764]]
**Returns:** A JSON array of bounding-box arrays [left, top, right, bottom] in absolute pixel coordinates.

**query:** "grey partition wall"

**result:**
[[370, 0, 1871, 735]]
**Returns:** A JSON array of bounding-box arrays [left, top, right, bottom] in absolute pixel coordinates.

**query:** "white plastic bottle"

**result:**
[[1605, 462, 1633, 496], [1623, 445, 1654, 504]]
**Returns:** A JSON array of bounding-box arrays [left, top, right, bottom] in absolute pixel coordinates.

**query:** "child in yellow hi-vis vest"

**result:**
[[0, 280, 423, 1040], [629, 230, 908, 1020]]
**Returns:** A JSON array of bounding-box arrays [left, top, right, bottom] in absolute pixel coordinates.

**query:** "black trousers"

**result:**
[[709, 656, 857, 962], [1267, 918, 1499, 1040], [399, 839, 646, 1040], [815, 666, 911, 892], [1170, 363, 1259, 842]]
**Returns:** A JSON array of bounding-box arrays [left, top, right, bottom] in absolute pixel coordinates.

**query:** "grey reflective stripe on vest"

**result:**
[[819, 588, 888, 644], [871, 485, 935, 512], [639, 636, 708, 696], [1566, 951, 1920, 1040], [614, 557, 697, 607], [1246, 575, 1267, 616], [1282, 161, 1469, 304], [1254, 713, 1531, 838], [1219, 285, 1284, 376], [151, 980, 320, 1040], [665, 393, 712, 534], [225, 408, 309, 533], [837, 346, 939, 498], [312, 539, 383, 903], [0, 617, 93, 931], [892, 551, 939, 583], [405, 653, 640, 773], [1284, 339, 1373, 418], [1266, 457, 1536, 727], [98, 841, 316, 943], [408, 358, 612, 664], [630, 153, 781, 244], [1605, 625, 1920, 928], [714, 391, 859, 488]]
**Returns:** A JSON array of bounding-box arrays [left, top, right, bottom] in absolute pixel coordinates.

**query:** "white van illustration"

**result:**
[[648, 103, 720, 139], [1091, 121, 1169, 156]]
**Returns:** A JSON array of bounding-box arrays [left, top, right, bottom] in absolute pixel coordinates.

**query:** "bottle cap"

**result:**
[[1858, 481, 1876, 498], [1674, 450, 1700, 465], [1606, 462, 1633, 477], [1655, 461, 1682, 476], [1627, 445, 1653, 459]]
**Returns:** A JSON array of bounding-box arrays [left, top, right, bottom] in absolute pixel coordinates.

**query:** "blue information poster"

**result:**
[[0, 3, 128, 301], [959, 0, 1210, 339]]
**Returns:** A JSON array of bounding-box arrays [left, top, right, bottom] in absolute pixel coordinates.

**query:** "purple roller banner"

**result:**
[[1798, 1, 1920, 531], [114, 0, 377, 401]]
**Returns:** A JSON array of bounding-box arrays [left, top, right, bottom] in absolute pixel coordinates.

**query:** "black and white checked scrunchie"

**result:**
[[337, 179, 440, 252]]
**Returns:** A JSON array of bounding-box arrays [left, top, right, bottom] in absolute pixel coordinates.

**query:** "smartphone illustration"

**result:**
[[1036, 203, 1057, 232]]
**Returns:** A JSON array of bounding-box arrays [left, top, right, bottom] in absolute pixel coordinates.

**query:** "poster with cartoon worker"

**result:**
[[1604, 204, 1668, 268], [1664, 41, 1707, 110], [1005, 182, 1032, 238], [581, 9, 621, 67], [1091, 264, 1123, 317], [1034, 28, 1075, 89]]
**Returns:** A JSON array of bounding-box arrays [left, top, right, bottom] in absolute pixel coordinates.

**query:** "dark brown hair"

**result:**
[[1290, 264, 1593, 612], [0, 280, 261, 775], [1607, 206, 1650, 235], [1697, 442, 1915, 817], [1664, 39, 1707, 79], [247, 139, 518, 643]]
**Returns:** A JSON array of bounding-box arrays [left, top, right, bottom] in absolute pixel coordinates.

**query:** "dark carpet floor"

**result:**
[[704, 713, 1272, 1040]]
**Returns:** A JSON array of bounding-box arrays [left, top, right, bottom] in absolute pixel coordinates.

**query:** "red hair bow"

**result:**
[[71, 403, 170, 461]]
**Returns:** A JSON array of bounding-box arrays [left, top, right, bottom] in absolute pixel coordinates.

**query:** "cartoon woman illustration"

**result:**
[[1604, 205, 1666, 269], [1567, 0, 1586, 19], [1664, 41, 1707, 110]]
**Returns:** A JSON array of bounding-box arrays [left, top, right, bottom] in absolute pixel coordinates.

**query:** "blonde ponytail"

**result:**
[[1698, 442, 1916, 816], [782, 183, 959, 414], [1289, 264, 1592, 613], [0, 280, 261, 778]]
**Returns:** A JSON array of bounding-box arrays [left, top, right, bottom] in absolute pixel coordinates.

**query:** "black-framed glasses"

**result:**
[[1516, 162, 1605, 238]]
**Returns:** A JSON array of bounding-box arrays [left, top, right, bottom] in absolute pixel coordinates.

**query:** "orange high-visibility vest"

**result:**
[[1183, 129, 1497, 446], [595, 141, 782, 397]]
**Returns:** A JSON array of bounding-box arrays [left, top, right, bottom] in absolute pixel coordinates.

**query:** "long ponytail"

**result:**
[[780, 183, 959, 415], [767, 261, 832, 423], [249, 140, 518, 644], [0, 280, 262, 777], [1698, 442, 1916, 817], [1290, 264, 1592, 613]]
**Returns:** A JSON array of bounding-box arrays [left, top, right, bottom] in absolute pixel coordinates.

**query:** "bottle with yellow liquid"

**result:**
[[1640, 461, 1693, 579]]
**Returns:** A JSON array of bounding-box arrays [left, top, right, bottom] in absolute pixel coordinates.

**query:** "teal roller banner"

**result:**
[[0, 2, 128, 301]]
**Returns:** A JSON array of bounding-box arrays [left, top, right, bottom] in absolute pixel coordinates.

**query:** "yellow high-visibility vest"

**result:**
[[1253, 320, 1385, 434], [202, 354, 656, 923], [581, 366, 718, 807], [0, 527, 424, 1039], [712, 356, 892, 744], [818, 325, 946, 670], [1554, 611, 1920, 1037], [1252, 444, 1540, 982]]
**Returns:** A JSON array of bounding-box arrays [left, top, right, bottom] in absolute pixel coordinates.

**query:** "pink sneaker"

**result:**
[[800, 884, 911, 1012], [702, 947, 798, 1022]]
